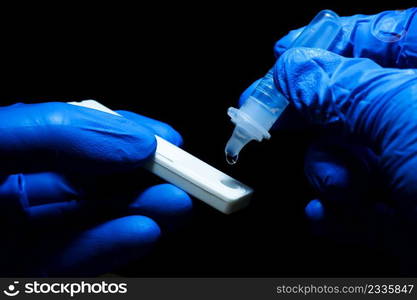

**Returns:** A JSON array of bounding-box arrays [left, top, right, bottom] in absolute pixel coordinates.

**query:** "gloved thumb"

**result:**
[[274, 47, 417, 220]]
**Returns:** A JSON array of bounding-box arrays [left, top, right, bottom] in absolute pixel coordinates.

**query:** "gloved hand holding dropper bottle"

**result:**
[[225, 10, 342, 164]]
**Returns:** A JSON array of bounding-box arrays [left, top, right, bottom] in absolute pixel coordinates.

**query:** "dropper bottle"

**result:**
[[225, 10, 342, 164]]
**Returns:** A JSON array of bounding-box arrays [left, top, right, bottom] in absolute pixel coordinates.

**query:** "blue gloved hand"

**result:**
[[241, 8, 417, 270], [0, 102, 192, 276]]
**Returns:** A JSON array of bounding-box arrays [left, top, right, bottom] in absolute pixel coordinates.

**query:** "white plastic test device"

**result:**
[[68, 100, 253, 214]]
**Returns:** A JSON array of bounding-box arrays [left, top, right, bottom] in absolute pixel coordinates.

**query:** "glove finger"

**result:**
[[304, 139, 375, 210], [0, 171, 137, 211], [10, 184, 191, 275], [1, 183, 192, 275], [1, 213, 161, 276], [304, 140, 377, 244], [0, 102, 156, 175], [127, 183, 192, 232], [274, 9, 417, 68], [24, 172, 78, 206], [0, 172, 76, 223], [0, 167, 192, 225], [305, 197, 399, 250], [25, 182, 191, 227], [276, 47, 417, 220], [116, 110, 183, 146], [31, 184, 192, 276], [275, 47, 417, 134], [39, 215, 161, 276]]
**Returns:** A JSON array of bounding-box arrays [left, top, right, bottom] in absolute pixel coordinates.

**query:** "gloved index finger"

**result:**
[[274, 8, 417, 69], [0, 102, 156, 174]]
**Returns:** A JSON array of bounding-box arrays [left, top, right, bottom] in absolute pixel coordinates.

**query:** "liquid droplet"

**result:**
[[225, 153, 239, 165]]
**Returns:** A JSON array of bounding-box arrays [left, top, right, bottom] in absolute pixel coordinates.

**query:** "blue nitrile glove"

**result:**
[[241, 8, 417, 270], [0, 102, 192, 276]]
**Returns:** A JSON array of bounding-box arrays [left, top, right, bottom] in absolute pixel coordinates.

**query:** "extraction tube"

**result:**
[[225, 10, 342, 164]]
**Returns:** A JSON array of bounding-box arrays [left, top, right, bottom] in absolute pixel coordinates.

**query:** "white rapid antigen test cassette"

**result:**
[[68, 100, 253, 214]]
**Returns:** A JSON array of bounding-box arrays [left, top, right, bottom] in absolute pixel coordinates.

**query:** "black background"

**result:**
[[0, 3, 408, 276]]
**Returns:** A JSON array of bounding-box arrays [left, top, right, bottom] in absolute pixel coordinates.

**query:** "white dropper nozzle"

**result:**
[[225, 85, 282, 165], [225, 126, 252, 165]]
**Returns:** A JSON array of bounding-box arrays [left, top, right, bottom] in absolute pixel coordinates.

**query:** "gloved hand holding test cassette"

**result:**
[[69, 100, 253, 214]]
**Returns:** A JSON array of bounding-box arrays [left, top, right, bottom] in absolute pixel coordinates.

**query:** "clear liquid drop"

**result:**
[[225, 152, 239, 165]]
